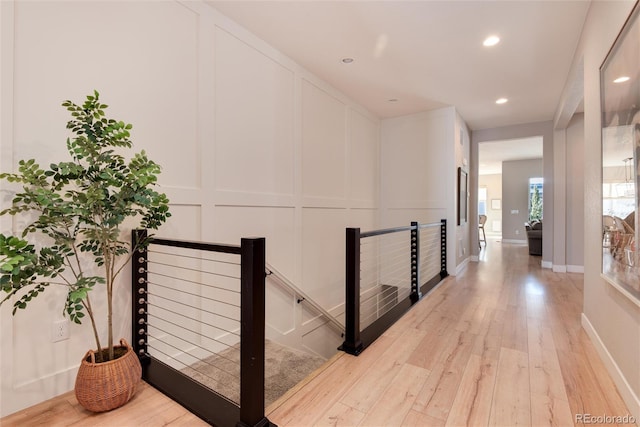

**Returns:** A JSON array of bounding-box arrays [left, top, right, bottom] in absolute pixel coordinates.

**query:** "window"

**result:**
[[528, 178, 543, 221], [603, 182, 635, 218], [478, 187, 487, 215]]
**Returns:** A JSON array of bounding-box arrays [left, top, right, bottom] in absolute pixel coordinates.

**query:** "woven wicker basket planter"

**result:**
[[75, 338, 142, 412]]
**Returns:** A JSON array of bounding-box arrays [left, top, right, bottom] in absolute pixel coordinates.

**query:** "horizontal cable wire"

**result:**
[[361, 246, 409, 270], [360, 282, 400, 302], [147, 260, 241, 283], [145, 336, 240, 402], [146, 292, 240, 325], [148, 268, 241, 288], [148, 248, 240, 266], [360, 287, 412, 325], [368, 263, 409, 285], [146, 310, 240, 349], [145, 333, 239, 382], [360, 238, 408, 257], [360, 262, 410, 290], [419, 254, 439, 267], [377, 289, 410, 315], [360, 239, 407, 255], [145, 341, 239, 398], [146, 321, 240, 371], [360, 238, 408, 255], [360, 288, 392, 310], [360, 281, 408, 311], [147, 280, 240, 308]]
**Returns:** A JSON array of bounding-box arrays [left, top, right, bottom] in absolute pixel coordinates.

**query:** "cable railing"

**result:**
[[131, 230, 275, 427], [340, 220, 448, 355]]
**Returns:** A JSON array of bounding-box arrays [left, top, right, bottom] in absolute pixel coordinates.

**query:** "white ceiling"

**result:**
[[479, 137, 543, 175], [207, 0, 590, 131]]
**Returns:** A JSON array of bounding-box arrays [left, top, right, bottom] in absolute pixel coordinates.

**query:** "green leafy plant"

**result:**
[[529, 185, 543, 221], [0, 91, 170, 361]]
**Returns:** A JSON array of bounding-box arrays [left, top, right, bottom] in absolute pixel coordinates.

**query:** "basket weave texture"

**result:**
[[75, 338, 142, 412]]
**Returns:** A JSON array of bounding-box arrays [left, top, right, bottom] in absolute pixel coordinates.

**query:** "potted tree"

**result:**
[[0, 91, 171, 412]]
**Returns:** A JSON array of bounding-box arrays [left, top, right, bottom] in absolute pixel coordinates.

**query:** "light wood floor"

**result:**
[[2, 238, 633, 426]]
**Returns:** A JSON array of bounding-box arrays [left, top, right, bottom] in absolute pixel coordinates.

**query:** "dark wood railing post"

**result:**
[[440, 219, 449, 278], [238, 237, 273, 427], [340, 227, 363, 356], [132, 229, 149, 365], [410, 222, 421, 302]]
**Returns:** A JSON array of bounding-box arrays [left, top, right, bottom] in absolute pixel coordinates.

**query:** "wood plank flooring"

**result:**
[[1, 238, 633, 426]]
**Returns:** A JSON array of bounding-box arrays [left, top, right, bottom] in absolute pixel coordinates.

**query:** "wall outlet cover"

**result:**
[[52, 319, 70, 342]]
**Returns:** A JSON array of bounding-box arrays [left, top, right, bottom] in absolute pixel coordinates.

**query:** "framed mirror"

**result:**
[[601, 3, 640, 303]]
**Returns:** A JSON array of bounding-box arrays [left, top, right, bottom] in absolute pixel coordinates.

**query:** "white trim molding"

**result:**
[[553, 264, 567, 273], [455, 257, 470, 276], [582, 313, 640, 422], [541, 260, 553, 269]]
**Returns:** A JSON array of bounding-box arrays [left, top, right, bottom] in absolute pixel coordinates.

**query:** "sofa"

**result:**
[[525, 220, 542, 256]]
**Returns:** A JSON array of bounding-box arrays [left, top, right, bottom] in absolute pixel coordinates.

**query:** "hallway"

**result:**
[[1, 239, 632, 426], [267, 238, 631, 426]]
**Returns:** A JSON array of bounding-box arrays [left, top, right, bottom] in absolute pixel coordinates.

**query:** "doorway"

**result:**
[[478, 137, 543, 251]]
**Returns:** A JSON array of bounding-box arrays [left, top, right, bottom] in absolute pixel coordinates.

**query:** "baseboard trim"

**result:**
[[541, 261, 552, 269], [4, 365, 76, 417], [553, 265, 567, 273], [581, 313, 640, 422], [455, 257, 470, 276], [470, 255, 479, 262], [567, 265, 584, 273]]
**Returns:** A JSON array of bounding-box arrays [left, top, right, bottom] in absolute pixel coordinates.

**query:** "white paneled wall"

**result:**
[[301, 80, 348, 201], [0, 0, 379, 416], [380, 108, 460, 274], [214, 27, 295, 198]]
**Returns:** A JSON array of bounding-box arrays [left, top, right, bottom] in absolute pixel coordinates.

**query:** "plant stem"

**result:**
[[82, 295, 103, 362], [104, 242, 114, 361]]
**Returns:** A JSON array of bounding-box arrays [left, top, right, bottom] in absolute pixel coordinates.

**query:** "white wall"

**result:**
[[552, 113, 585, 273], [555, 0, 640, 420], [566, 113, 585, 269], [380, 107, 468, 275], [454, 112, 472, 270], [471, 121, 554, 266], [0, 0, 380, 416], [479, 174, 502, 236], [501, 159, 543, 242]]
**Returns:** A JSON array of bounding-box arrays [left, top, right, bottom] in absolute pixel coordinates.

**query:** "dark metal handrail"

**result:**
[[340, 219, 448, 355], [132, 230, 275, 427], [266, 263, 344, 335]]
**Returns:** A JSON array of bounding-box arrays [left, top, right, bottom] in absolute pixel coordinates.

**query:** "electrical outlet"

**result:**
[[52, 319, 70, 342], [515, 229, 520, 235]]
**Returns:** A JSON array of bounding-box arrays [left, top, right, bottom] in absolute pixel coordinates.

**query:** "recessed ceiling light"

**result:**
[[483, 35, 500, 47], [614, 76, 630, 83], [496, 98, 508, 104], [341, 57, 354, 64]]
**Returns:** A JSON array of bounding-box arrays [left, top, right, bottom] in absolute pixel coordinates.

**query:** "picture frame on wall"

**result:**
[[457, 167, 468, 226]]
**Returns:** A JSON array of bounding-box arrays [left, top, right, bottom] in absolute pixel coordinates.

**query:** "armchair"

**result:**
[[525, 220, 542, 256]]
